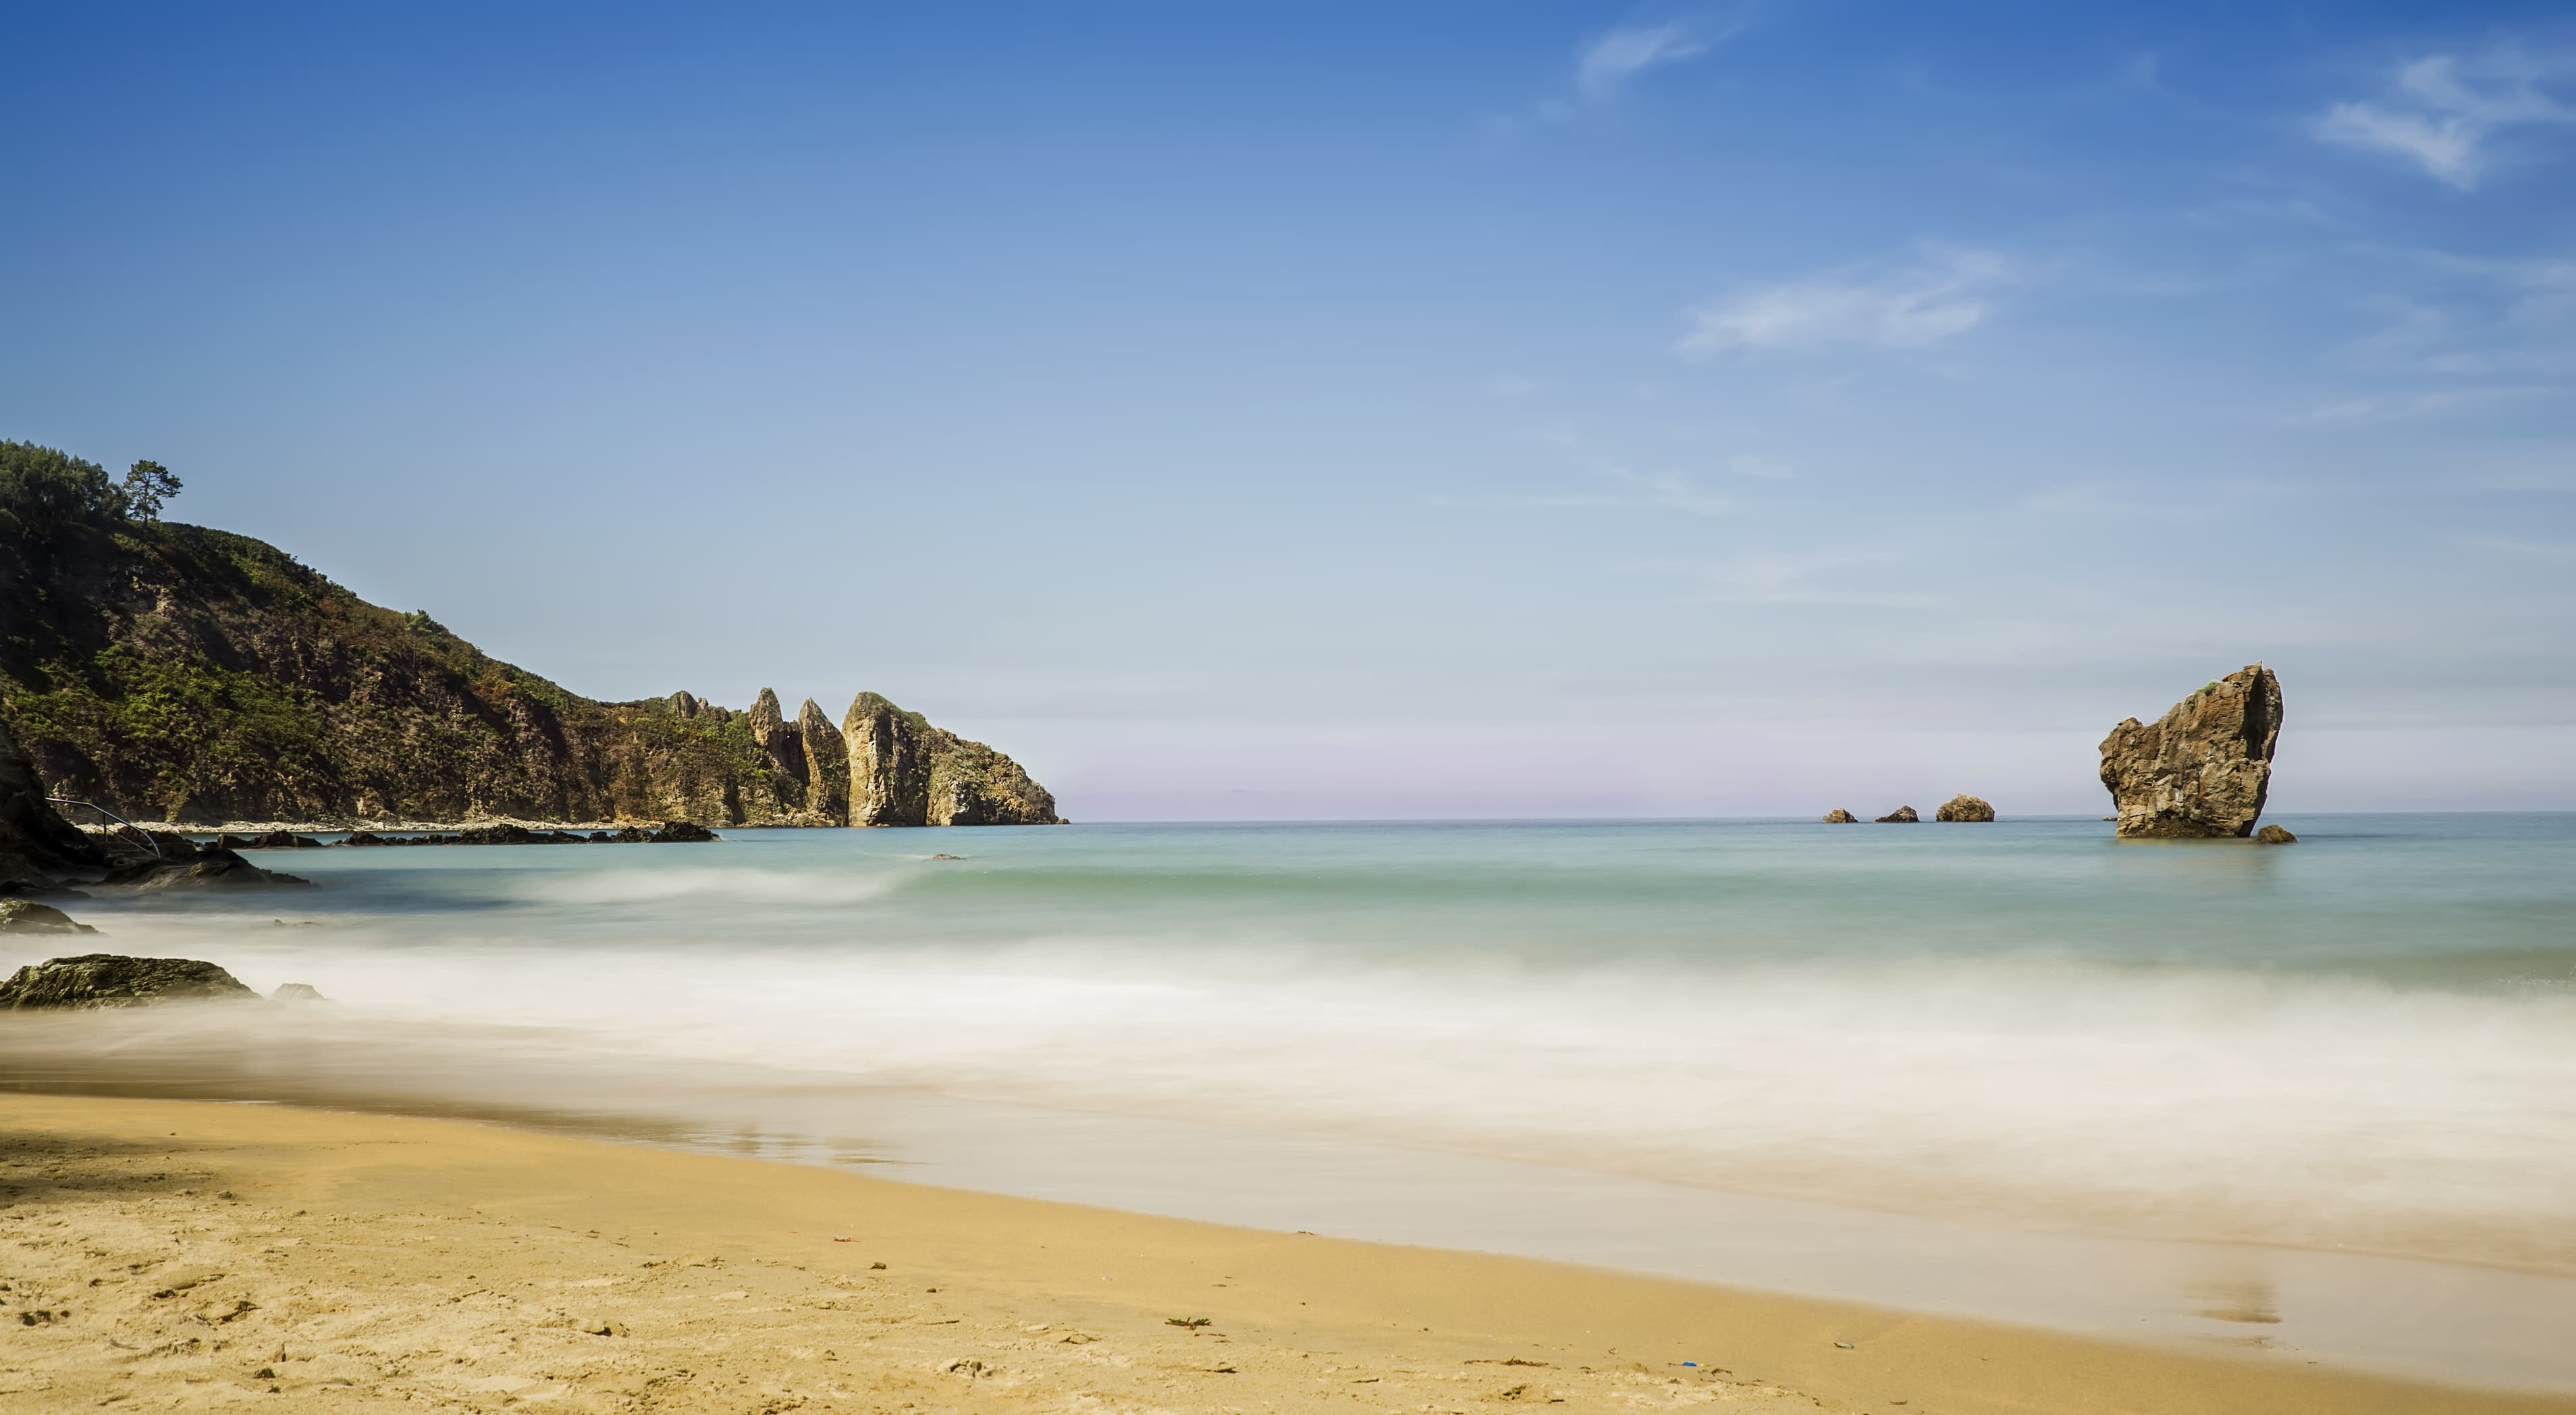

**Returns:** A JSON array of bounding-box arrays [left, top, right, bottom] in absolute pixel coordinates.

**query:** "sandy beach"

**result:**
[[0, 1093, 2560, 1415]]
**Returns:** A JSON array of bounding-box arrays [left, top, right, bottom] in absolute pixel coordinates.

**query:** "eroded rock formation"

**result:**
[[797, 699, 851, 824], [1822, 809, 1858, 823], [2099, 664, 2282, 838], [1935, 795, 1995, 822]]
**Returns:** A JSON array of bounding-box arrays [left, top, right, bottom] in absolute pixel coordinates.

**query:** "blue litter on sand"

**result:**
[[1682, 1362, 1697, 1367]]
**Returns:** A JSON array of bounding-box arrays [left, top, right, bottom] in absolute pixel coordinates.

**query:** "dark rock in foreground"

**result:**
[[1821, 809, 1858, 824], [0, 899, 98, 935], [2255, 824, 2298, 845], [2100, 663, 2282, 838], [1875, 806, 1919, 824], [0, 953, 258, 1009], [1935, 795, 1995, 822]]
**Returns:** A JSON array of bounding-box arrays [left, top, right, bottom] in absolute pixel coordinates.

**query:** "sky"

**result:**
[[5, 1, 2574, 818]]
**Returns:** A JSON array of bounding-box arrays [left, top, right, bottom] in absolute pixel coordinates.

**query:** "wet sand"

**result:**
[[1, 1093, 2565, 1414]]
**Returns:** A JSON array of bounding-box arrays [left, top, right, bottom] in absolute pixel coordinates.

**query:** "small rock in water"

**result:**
[[1875, 806, 1920, 824], [270, 982, 333, 1003], [2255, 824, 2297, 845], [1821, 809, 1858, 824], [928, 853, 965, 860], [0, 899, 99, 935], [651, 821, 717, 843]]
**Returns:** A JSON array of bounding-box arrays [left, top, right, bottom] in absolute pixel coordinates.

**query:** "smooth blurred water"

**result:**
[[11, 815, 2576, 1279]]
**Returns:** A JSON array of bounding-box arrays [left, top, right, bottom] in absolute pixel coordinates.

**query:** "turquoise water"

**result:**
[[15, 813, 2576, 1279]]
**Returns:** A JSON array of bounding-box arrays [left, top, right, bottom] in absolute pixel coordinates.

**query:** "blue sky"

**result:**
[[6, 2, 2573, 817]]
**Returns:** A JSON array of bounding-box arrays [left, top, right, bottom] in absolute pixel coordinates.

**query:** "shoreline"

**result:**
[[2, 1093, 2567, 1414]]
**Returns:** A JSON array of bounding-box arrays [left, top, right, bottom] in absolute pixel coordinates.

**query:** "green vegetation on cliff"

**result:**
[[0, 439, 1054, 826]]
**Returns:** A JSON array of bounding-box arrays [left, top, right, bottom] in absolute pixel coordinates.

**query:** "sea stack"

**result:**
[[1935, 794, 1995, 822], [2098, 663, 2282, 838], [1821, 809, 1858, 823]]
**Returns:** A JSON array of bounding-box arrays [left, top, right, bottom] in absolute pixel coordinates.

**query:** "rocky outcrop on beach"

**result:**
[[1821, 809, 1858, 823], [2255, 824, 2297, 845], [1875, 806, 1919, 823], [0, 458, 1061, 829], [2099, 664, 2282, 838], [0, 953, 258, 1009], [0, 899, 97, 935], [1935, 795, 1995, 822]]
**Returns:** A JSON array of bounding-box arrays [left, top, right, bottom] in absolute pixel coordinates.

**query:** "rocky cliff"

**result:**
[[1, 462, 1059, 828], [2098, 664, 2282, 838]]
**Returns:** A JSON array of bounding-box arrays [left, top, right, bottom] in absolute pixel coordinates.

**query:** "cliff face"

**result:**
[[2099, 664, 2282, 838], [0, 515, 1058, 828]]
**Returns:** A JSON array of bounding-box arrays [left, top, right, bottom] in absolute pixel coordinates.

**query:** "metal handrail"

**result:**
[[46, 796, 163, 859]]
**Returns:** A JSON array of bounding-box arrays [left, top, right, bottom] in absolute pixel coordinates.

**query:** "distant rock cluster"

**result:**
[[1822, 799, 1993, 823]]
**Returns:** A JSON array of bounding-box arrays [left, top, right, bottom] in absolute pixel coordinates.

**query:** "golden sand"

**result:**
[[0, 1092, 2562, 1414]]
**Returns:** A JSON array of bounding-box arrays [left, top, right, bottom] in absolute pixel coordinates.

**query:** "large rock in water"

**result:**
[[1935, 794, 1995, 822], [2099, 664, 2282, 838], [843, 693, 1061, 826], [0, 953, 257, 1009]]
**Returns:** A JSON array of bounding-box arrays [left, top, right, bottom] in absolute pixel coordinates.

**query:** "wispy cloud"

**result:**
[[1576, 24, 1710, 101], [1431, 460, 1732, 516], [1679, 249, 2017, 356], [2315, 46, 2576, 189], [2442, 533, 2576, 560], [2288, 385, 2555, 424], [1647, 555, 1941, 609], [1494, 18, 1732, 132]]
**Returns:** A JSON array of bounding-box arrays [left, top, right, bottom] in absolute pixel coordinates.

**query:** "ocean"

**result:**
[[7, 814, 2575, 1387]]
